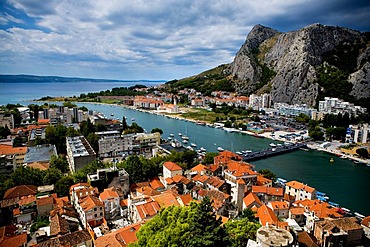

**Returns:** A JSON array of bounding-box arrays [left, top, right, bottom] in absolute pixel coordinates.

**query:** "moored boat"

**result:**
[[217, 147, 224, 152]]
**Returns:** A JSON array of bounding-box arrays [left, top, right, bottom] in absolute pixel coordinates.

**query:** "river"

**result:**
[[75, 102, 370, 216], [2, 81, 369, 215]]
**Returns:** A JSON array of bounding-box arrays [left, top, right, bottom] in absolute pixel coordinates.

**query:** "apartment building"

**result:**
[[66, 136, 96, 172]]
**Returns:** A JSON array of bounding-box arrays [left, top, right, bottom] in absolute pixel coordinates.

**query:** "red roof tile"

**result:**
[[286, 180, 315, 193], [3, 185, 37, 200], [149, 177, 165, 190], [163, 161, 182, 171], [99, 188, 119, 201], [243, 193, 263, 208]]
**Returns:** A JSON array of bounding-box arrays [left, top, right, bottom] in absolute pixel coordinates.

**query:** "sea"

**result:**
[[1, 81, 370, 216]]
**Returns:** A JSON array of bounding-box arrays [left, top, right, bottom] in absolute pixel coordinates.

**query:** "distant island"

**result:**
[[0, 74, 166, 84]]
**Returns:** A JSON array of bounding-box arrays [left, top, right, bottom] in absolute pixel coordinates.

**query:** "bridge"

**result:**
[[242, 143, 307, 162]]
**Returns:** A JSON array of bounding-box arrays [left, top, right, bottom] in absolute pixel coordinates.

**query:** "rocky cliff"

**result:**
[[228, 23, 370, 107]]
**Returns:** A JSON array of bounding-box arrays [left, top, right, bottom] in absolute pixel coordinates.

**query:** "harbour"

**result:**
[[75, 102, 370, 215]]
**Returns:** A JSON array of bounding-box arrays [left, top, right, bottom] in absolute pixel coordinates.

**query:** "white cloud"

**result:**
[[1, 0, 369, 79]]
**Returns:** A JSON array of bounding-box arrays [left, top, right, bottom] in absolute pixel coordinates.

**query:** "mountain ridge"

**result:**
[[167, 23, 370, 109], [0, 74, 165, 83]]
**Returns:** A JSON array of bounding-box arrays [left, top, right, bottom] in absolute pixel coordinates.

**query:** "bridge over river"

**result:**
[[242, 143, 307, 162]]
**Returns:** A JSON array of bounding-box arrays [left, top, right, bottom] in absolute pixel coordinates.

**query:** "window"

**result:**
[[94, 214, 97, 217], [94, 208, 97, 211]]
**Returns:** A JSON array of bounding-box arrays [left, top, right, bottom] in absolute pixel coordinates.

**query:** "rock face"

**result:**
[[229, 23, 370, 106]]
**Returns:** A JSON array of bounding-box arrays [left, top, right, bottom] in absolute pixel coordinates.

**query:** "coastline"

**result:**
[[36, 99, 370, 165]]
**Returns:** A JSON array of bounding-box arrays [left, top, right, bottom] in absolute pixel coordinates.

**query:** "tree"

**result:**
[[203, 152, 218, 165], [224, 218, 261, 247], [10, 167, 44, 186], [130, 197, 227, 247], [122, 117, 128, 130], [258, 169, 276, 180], [43, 167, 63, 185], [55, 176, 75, 197], [356, 148, 369, 159], [151, 128, 163, 135], [79, 119, 94, 137], [87, 132, 99, 153], [239, 208, 258, 222], [0, 126, 11, 139], [295, 113, 310, 123], [50, 154, 69, 173], [120, 155, 144, 183]]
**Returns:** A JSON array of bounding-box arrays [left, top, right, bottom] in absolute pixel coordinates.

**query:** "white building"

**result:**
[[163, 161, 183, 179], [318, 97, 367, 117], [249, 94, 271, 110], [66, 136, 96, 172], [285, 180, 316, 201], [99, 188, 121, 220]]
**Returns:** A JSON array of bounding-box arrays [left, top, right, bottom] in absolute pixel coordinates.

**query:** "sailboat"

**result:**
[[182, 125, 189, 140]]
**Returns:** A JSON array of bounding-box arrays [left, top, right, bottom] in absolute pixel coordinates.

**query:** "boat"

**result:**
[[110, 113, 114, 116], [200, 147, 206, 152], [196, 121, 206, 126], [170, 133, 174, 137], [243, 150, 252, 153], [178, 133, 182, 136], [217, 147, 224, 152], [328, 201, 340, 208], [330, 158, 334, 163], [269, 143, 277, 147], [191, 143, 197, 147], [167, 137, 172, 140], [252, 133, 265, 138], [276, 178, 287, 184], [131, 118, 135, 121], [354, 212, 365, 219], [182, 136, 189, 140], [236, 151, 243, 155], [182, 140, 188, 144]]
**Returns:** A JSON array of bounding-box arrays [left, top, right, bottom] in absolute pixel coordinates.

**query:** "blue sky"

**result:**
[[1, 0, 369, 80]]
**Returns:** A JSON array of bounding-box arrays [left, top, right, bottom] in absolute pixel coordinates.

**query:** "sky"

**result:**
[[1, 0, 370, 81]]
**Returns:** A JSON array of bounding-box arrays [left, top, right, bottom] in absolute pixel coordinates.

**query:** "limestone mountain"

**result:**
[[228, 23, 370, 107], [167, 23, 370, 109]]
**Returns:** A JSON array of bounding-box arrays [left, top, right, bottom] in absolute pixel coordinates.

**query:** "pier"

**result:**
[[242, 143, 307, 162]]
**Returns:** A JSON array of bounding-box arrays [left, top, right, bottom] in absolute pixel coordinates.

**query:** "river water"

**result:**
[[1, 82, 369, 215], [76, 103, 370, 216]]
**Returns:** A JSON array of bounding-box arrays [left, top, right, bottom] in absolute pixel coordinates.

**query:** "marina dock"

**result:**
[[242, 143, 307, 162]]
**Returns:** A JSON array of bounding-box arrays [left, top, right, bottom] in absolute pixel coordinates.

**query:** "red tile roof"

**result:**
[[136, 186, 161, 196], [0, 232, 27, 247], [37, 195, 54, 206], [79, 195, 103, 212], [0, 145, 27, 156], [286, 180, 315, 193], [163, 161, 182, 171], [3, 185, 37, 200], [136, 201, 160, 219], [251, 186, 284, 197], [191, 164, 207, 173], [295, 199, 342, 218], [362, 216, 370, 227], [257, 204, 279, 226], [243, 193, 263, 208], [257, 175, 272, 186], [289, 207, 305, 215], [18, 195, 36, 206], [224, 162, 258, 178], [149, 177, 165, 190], [95, 222, 143, 247], [178, 194, 193, 206], [207, 176, 225, 189], [192, 174, 210, 183], [269, 201, 289, 210], [99, 188, 119, 201], [172, 174, 191, 184], [152, 191, 180, 208]]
